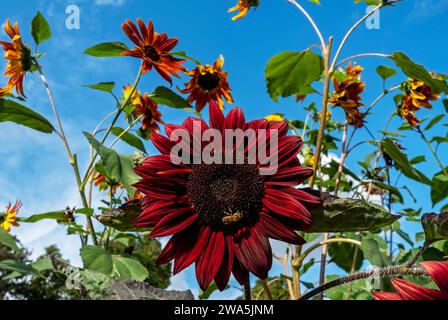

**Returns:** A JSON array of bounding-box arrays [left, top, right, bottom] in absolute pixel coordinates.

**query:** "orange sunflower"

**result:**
[[328, 64, 366, 128], [123, 85, 164, 137], [0, 19, 32, 97], [178, 56, 234, 113], [0, 201, 22, 233], [399, 79, 441, 128], [121, 18, 186, 84], [228, 0, 260, 21]]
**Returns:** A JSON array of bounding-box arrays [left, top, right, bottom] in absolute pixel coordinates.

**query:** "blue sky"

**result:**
[[0, 0, 447, 299]]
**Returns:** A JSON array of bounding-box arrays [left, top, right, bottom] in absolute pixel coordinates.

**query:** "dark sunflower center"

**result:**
[[187, 164, 264, 230], [144, 45, 160, 61], [197, 72, 221, 91]]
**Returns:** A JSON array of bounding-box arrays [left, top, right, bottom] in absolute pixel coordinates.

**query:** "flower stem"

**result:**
[[309, 37, 333, 188], [417, 127, 447, 175], [287, 0, 327, 52], [36, 66, 98, 246], [244, 283, 252, 301], [299, 264, 427, 300], [80, 68, 143, 191], [261, 280, 273, 300], [333, 53, 391, 71]]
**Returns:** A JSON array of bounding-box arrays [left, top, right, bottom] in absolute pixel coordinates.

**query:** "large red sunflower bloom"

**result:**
[[133, 102, 321, 291], [374, 261, 448, 300], [121, 18, 185, 84]]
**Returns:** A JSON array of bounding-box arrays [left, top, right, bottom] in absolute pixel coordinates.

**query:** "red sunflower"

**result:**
[[121, 18, 185, 84], [133, 102, 321, 291], [374, 261, 448, 300]]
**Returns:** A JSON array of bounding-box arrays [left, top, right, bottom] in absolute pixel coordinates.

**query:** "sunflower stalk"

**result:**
[[35, 62, 98, 246], [80, 68, 143, 192], [416, 127, 447, 175]]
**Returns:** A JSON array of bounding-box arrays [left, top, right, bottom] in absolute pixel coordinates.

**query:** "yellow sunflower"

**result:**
[[328, 64, 366, 128], [398, 79, 440, 128], [0, 19, 32, 97], [265, 114, 284, 122], [178, 56, 233, 113], [0, 201, 22, 233], [228, 0, 260, 21]]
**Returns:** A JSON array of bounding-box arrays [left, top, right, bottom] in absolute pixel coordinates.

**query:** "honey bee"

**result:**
[[222, 209, 243, 225]]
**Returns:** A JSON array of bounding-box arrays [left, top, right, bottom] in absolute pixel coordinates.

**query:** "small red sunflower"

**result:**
[[178, 56, 234, 113], [374, 261, 448, 300], [133, 102, 321, 291], [0, 201, 22, 233], [121, 18, 186, 84], [228, 0, 260, 21], [0, 19, 32, 97]]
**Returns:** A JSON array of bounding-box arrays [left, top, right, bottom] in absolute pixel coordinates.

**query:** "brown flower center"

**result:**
[[144, 45, 160, 61], [187, 164, 264, 230], [197, 72, 221, 91]]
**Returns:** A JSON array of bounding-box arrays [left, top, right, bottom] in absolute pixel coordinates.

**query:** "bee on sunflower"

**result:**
[[228, 0, 260, 21], [328, 63, 366, 128], [0, 201, 22, 233], [178, 56, 234, 113], [0, 19, 33, 97], [398, 78, 441, 128]]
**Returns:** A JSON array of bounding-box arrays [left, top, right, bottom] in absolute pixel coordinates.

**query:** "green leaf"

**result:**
[[22, 211, 65, 223], [421, 213, 448, 243], [84, 82, 116, 93], [111, 127, 147, 153], [84, 133, 140, 195], [361, 239, 388, 267], [425, 114, 445, 131], [76, 208, 95, 217], [150, 86, 196, 113], [354, 0, 381, 5], [0, 260, 40, 276], [390, 52, 448, 94], [170, 51, 202, 65], [265, 50, 323, 102], [431, 171, 448, 206], [376, 65, 397, 80], [381, 138, 431, 185], [443, 99, 448, 113], [84, 42, 129, 57], [309, 193, 399, 233], [80, 245, 113, 275], [0, 229, 20, 251], [328, 241, 364, 273], [97, 200, 149, 232], [31, 11, 51, 45], [0, 99, 54, 134], [379, 130, 406, 138], [111, 256, 149, 282]]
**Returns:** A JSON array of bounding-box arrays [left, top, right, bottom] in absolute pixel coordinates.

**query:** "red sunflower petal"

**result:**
[[196, 230, 226, 291], [264, 166, 314, 187], [421, 261, 448, 294], [225, 107, 246, 130], [209, 101, 225, 133], [259, 212, 306, 245], [373, 292, 403, 300], [151, 132, 174, 155], [232, 257, 250, 286], [150, 208, 198, 238], [392, 278, 448, 300], [214, 236, 235, 291], [234, 225, 272, 280]]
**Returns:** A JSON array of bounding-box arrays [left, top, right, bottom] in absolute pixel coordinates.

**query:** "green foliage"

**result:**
[[31, 11, 52, 45], [265, 50, 323, 102], [310, 196, 399, 233], [150, 86, 196, 113], [81, 245, 114, 275], [328, 241, 364, 273], [84, 132, 140, 195], [376, 65, 396, 80], [84, 82, 116, 93], [0, 99, 54, 134], [0, 229, 20, 252], [390, 52, 448, 94], [110, 127, 147, 153], [431, 171, 448, 205], [381, 138, 431, 185], [84, 42, 129, 57], [421, 213, 448, 243]]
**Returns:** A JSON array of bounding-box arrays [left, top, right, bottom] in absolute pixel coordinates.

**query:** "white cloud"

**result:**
[[94, 0, 126, 6], [410, 0, 448, 18]]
